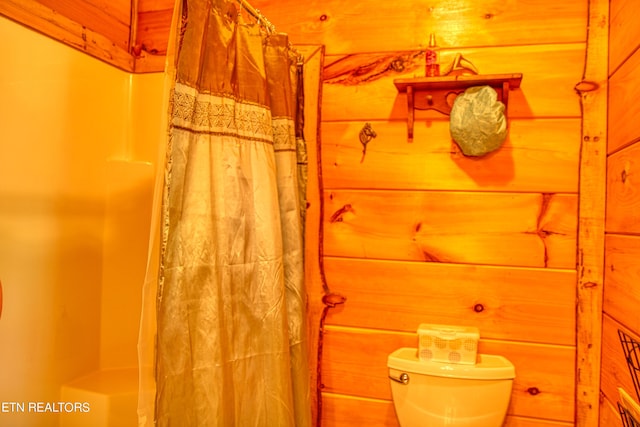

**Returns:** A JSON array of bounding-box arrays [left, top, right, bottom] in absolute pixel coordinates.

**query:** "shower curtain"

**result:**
[[138, 0, 311, 425]]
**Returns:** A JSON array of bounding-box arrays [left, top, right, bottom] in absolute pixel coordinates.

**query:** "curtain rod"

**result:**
[[236, 0, 275, 34], [235, 0, 303, 62]]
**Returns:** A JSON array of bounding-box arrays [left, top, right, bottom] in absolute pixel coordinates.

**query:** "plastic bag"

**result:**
[[449, 85, 507, 156]]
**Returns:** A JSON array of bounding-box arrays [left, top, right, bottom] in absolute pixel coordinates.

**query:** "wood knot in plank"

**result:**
[[329, 204, 353, 223], [533, 193, 556, 267], [527, 387, 541, 396], [421, 250, 441, 262], [574, 80, 599, 94], [322, 293, 346, 308], [390, 59, 406, 72], [621, 165, 630, 183], [132, 44, 143, 57], [324, 51, 423, 85], [473, 303, 485, 313]]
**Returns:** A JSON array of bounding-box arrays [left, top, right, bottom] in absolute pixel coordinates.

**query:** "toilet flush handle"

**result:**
[[389, 372, 410, 385]]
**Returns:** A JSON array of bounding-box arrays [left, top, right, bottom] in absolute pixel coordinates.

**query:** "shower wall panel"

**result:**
[[0, 15, 163, 426], [0, 15, 128, 427]]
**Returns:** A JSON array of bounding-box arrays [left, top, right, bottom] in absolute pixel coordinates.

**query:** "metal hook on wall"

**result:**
[[359, 122, 377, 163]]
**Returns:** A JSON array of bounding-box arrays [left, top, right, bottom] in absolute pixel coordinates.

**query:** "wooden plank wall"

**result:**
[[245, 1, 587, 426], [601, 0, 640, 425], [0, 0, 134, 71], [0, 0, 172, 72], [133, 0, 173, 72]]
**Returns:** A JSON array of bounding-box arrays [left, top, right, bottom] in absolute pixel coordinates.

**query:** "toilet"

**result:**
[[387, 347, 515, 427]]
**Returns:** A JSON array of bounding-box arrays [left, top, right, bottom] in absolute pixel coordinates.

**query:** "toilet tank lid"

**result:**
[[387, 347, 515, 380]]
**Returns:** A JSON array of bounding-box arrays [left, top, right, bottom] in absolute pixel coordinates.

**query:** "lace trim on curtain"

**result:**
[[170, 83, 296, 152], [272, 117, 297, 153], [171, 82, 273, 143]]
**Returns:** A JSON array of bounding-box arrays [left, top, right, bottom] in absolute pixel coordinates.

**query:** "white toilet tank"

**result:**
[[387, 347, 515, 427]]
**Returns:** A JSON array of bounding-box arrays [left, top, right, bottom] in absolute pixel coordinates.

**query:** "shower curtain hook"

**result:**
[[256, 9, 275, 34], [235, 0, 276, 34]]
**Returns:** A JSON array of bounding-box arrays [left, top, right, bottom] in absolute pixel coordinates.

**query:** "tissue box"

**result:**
[[418, 324, 479, 365]]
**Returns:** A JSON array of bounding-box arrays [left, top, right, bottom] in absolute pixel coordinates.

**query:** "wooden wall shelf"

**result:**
[[394, 73, 523, 141]]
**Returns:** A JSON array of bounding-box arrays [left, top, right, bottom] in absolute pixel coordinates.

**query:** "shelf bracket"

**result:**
[[394, 73, 523, 142], [407, 85, 414, 142]]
